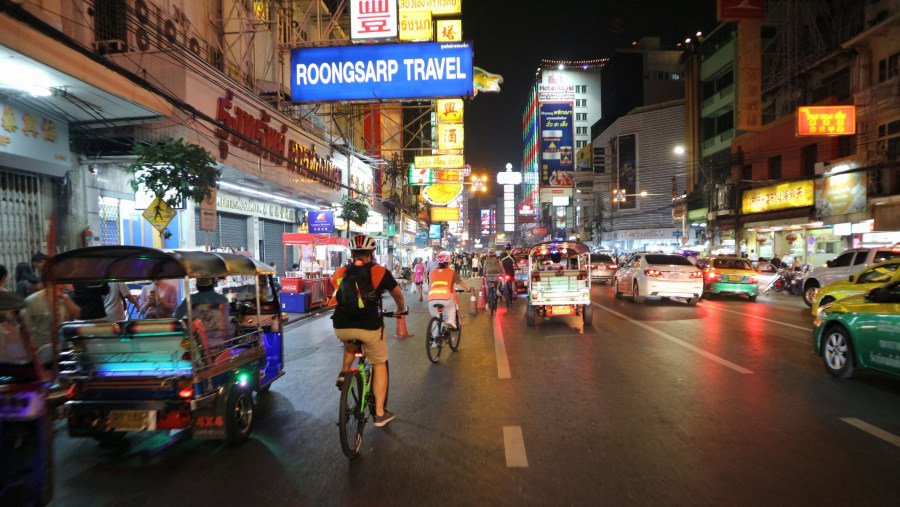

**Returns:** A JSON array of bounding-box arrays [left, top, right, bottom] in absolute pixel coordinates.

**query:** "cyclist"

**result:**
[[330, 234, 405, 427], [481, 249, 503, 306], [499, 244, 517, 302], [427, 251, 471, 330]]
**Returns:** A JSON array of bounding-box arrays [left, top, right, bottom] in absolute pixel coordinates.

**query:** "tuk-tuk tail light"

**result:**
[[178, 386, 194, 399], [532, 273, 541, 283], [577, 271, 588, 280]]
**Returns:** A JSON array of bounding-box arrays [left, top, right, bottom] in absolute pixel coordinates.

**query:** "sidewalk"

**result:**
[[284, 305, 333, 326]]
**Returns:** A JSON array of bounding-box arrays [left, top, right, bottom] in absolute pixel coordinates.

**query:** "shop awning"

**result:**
[[283, 233, 349, 246]]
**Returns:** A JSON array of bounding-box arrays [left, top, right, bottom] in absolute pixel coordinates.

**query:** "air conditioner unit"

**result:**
[[93, 39, 126, 54], [876, 140, 888, 155]]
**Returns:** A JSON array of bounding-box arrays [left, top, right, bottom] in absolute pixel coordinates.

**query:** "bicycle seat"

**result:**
[[434, 304, 445, 310]]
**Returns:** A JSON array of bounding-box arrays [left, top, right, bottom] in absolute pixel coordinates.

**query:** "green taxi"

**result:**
[[697, 256, 759, 302], [813, 279, 900, 378], [810, 259, 900, 316]]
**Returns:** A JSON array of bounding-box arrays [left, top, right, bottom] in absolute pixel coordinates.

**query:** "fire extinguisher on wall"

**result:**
[[83, 227, 94, 247]]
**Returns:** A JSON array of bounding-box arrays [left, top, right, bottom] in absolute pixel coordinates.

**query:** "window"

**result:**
[[575, 85, 587, 93], [768, 155, 782, 179], [741, 165, 752, 180], [830, 251, 855, 267], [646, 255, 693, 266], [856, 263, 898, 283], [576, 140, 587, 148], [852, 252, 867, 265], [576, 99, 587, 107], [873, 251, 900, 263], [838, 135, 855, 158], [576, 113, 587, 121], [576, 126, 587, 135], [802, 144, 817, 176]]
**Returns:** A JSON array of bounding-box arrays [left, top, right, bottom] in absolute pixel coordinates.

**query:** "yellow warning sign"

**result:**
[[142, 197, 177, 232]]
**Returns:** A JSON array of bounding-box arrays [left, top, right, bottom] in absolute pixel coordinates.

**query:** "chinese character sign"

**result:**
[[797, 106, 856, 136], [742, 180, 815, 214], [436, 19, 462, 42], [436, 99, 464, 123], [437, 123, 464, 152], [351, 0, 398, 41]]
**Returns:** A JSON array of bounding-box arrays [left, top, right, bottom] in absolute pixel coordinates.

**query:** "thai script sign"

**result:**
[[742, 180, 815, 214], [290, 42, 473, 102], [797, 106, 856, 136], [431, 207, 459, 222], [539, 102, 575, 188], [414, 154, 464, 169], [398, 0, 462, 15], [399, 10, 432, 41]]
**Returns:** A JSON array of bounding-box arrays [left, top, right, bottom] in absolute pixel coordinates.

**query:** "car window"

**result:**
[[713, 258, 752, 270], [831, 251, 856, 267], [645, 254, 693, 266], [590, 254, 613, 263], [857, 264, 900, 284], [851, 251, 868, 265], [873, 250, 900, 264]]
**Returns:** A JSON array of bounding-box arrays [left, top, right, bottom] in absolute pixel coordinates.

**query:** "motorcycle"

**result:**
[[764, 268, 804, 295]]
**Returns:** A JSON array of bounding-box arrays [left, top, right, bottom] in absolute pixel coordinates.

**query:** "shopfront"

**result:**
[[607, 228, 681, 253]]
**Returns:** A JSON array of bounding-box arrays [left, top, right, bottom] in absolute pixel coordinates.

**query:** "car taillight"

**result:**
[[748, 276, 758, 284], [692, 271, 705, 279], [608, 264, 618, 270], [644, 269, 662, 277]]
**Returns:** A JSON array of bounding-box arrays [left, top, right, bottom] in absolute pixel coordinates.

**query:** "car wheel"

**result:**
[[748, 295, 757, 302], [822, 325, 855, 378], [803, 282, 819, 307], [613, 278, 623, 299], [685, 297, 699, 306], [632, 281, 645, 304], [526, 305, 536, 326]]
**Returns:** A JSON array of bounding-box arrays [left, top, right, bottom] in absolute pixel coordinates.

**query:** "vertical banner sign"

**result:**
[[199, 187, 218, 231], [737, 20, 762, 131], [350, 0, 398, 41], [437, 123, 464, 152], [539, 102, 575, 187], [616, 134, 637, 210], [436, 99, 464, 123]]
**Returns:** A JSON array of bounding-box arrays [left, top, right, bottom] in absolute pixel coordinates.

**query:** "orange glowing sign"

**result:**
[[797, 106, 856, 136], [431, 206, 460, 222], [436, 99, 463, 123], [435, 169, 461, 183]]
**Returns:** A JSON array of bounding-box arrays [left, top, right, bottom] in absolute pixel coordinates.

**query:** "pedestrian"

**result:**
[[414, 258, 426, 301], [21, 282, 81, 370], [471, 255, 480, 277], [103, 281, 139, 321], [14, 261, 41, 299], [71, 281, 110, 320], [0, 263, 8, 293], [139, 279, 178, 318]]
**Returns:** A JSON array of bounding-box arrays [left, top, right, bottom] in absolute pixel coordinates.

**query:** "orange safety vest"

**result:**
[[428, 268, 457, 302], [327, 263, 387, 307]]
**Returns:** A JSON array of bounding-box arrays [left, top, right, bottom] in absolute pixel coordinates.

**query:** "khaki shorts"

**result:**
[[335, 327, 388, 364]]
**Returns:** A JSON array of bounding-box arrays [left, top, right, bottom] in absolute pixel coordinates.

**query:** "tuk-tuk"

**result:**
[[45, 246, 285, 445], [526, 241, 593, 326], [0, 292, 54, 505]]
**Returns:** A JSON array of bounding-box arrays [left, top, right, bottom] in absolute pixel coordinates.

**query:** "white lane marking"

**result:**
[[493, 315, 511, 379], [841, 418, 900, 448], [594, 303, 754, 374], [698, 303, 812, 332], [503, 426, 529, 468]]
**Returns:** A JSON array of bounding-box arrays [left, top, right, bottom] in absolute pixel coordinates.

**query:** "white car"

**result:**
[[613, 253, 704, 305], [801, 245, 900, 306]]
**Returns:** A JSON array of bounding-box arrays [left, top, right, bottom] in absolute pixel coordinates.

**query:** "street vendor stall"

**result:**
[[281, 233, 348, 309]]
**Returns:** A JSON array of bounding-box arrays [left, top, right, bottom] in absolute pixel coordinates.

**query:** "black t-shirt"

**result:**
[[332, 263, 399, 331]]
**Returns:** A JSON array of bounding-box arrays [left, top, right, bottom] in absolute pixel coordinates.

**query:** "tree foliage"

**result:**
[[127, 138, 220, 209], [340, 194, 370, 237]]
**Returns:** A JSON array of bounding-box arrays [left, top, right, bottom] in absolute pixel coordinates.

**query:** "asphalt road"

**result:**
[[50, 282, 900, 506]]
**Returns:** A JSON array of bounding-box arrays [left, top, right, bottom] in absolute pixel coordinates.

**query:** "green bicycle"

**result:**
[[337, 310, 404, 458]]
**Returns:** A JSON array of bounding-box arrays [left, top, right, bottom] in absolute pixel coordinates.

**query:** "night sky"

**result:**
[[461, 0, 719, 188]]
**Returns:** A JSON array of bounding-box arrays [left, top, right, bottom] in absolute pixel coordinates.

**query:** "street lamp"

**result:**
[[611, 189, 661, 203]]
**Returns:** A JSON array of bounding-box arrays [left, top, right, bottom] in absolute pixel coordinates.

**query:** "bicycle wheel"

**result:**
[[426, 317, 443, 363], [338, 370, 365, 458], [506, 282, 513, 308], [448, 313, 461, 351], [488, 287, 497, 316]]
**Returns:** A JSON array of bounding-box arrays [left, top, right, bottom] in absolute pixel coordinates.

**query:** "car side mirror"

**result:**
[[848, 274, 856, 283], [826, 260, 834, 268]]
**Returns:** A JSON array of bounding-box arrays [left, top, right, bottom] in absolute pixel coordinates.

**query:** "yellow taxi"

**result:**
[[813, 278, 900, 378], [696, 256, 759, 302], [810, 259, 900, 316]]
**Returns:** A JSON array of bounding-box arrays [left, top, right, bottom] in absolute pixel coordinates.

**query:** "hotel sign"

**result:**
[[797, 106, 856, 136], [742, 180, 815, 214]]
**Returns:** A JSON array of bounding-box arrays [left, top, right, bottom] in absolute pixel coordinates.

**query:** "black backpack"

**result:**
[[335, 263, 384, 318]]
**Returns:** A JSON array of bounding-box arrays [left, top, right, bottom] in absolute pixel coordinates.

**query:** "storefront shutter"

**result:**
[[219, 213, 248, 251], [262, 219, 293, 274], [0, 169, 44, 289], [194, 211, 221, 248]]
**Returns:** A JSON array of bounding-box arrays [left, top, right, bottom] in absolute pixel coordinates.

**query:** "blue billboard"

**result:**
[[290, 42, 474, 102], [539, 102, 575, 187], [308, 211, 335, 233], [429, 224, 442, 239]]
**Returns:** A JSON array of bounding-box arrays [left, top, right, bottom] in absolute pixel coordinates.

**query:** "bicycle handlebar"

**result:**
[[382, 307, 409, 318]]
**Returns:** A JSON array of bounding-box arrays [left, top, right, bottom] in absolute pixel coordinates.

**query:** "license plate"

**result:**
[[108, 410, 157, 431], [549, 305, 573, 316], [728, 275, 742, 281]]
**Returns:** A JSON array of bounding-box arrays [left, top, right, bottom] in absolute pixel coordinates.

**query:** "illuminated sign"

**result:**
[[308, 211, 335, 233], [436, 19, 462, 42], [519, 204, 535, 215], [429, 224, 442, 238], [437, 123, 464, 152], [815, 170, 866, 217], [797, 106, 856, 136], [552, 196, 570, 206], [290, 42, 473, 102], [431, 207, 460, 221], [742, 180, 815, 214], [398, 0, 461, 15], [399, 10, 432, 41], [350, 0, 398, 41], [414, 154, 464, 169], [436, 99, 464, 123], [436, 169, 461, 183], [497, 171, 523, 185], [410, 167, 434, 185]]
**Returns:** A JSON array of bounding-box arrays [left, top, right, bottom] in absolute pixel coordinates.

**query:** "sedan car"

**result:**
[[589, 253, 618, 284], [813, 278, 900, 379], [810, 259, 900, 315], [697, 256, 759, 302], [613, 253, 703, 305]]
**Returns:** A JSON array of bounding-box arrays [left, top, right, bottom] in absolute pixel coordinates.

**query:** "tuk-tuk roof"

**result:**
[[45, 246, 276, 283], [528, 242, 590, 257]]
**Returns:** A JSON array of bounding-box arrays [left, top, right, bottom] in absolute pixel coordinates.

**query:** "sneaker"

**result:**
[[429, 337, 439, 348], [335, 374, 345, 389], [373, 410, 395, 427]]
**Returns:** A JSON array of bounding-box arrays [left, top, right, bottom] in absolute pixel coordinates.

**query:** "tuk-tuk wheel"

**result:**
[[526, 305, 536, 327], [582, 304, 593, 326], [226, 388, 254, 444]]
